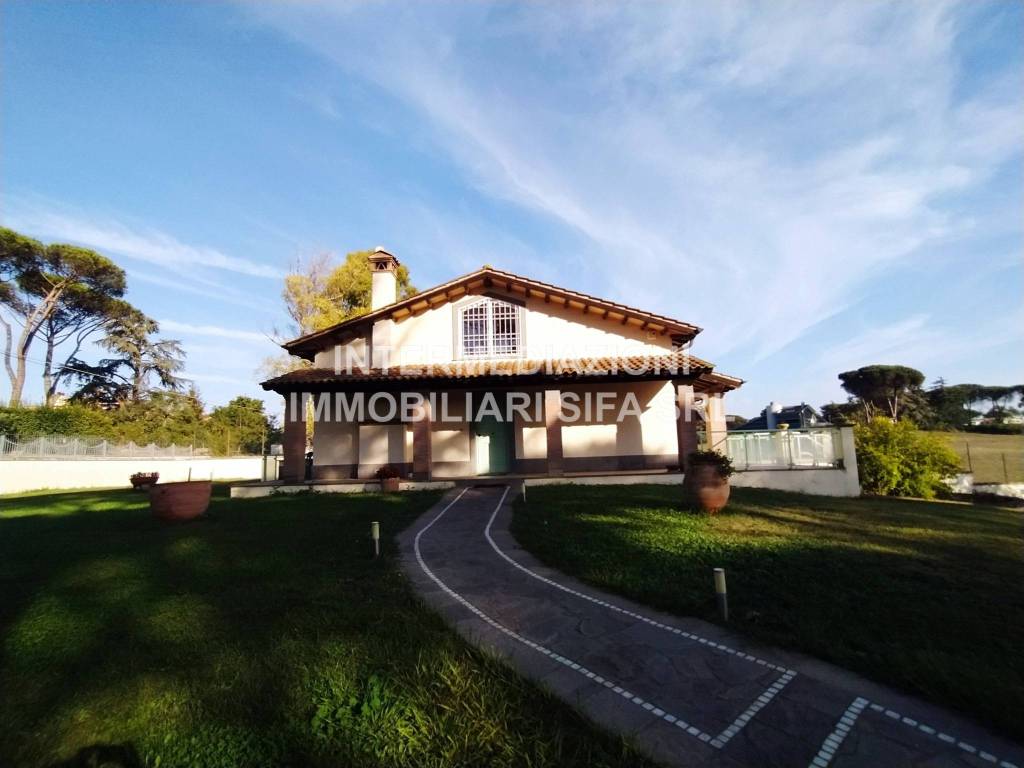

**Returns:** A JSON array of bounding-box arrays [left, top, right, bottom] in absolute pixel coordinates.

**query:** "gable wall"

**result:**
[[312, 288, 676, 366]]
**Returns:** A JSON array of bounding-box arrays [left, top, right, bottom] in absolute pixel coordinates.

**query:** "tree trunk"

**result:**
[[1, 315, 15, 402], [133, 359, 145, 402], [42, 332, 55, 407], [9, 322, 35, 408], [7, 283, 67, 407]]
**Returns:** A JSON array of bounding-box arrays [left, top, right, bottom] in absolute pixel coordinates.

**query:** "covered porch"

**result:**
[[263, 359, 741, 484]]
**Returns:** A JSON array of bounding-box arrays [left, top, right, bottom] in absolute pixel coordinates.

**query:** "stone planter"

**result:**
[[149, 480, 212, 522], [380, 477, 400, 493], [682, 463, 731, 514]]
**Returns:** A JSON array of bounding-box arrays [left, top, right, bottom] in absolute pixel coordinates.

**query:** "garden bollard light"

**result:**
[[371, 521, 380, 559], [714, 567, 728, 621]]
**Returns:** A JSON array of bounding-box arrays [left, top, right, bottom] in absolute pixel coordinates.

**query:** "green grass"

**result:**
[[0, 486, 652, 768], [512, 484, 1024, 741], [937, 430, 1024, 483]]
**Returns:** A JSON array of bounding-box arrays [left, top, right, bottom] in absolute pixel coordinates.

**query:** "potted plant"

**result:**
[[130, 472, 159, 491], [149, 480, 213, 522], [682, 450, 734, 514], [375, 464, 402, 492]]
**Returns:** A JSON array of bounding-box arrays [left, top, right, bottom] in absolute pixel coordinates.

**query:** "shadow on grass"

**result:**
[[1, 487, 652, 768], [48, 743, 142, 768]]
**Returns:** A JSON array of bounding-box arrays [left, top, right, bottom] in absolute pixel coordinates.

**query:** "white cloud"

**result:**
[[158, 319, 273, 344], [3, 199, 284, 279], [128, 269, 268, 311], [246, 1, 1023, 367]]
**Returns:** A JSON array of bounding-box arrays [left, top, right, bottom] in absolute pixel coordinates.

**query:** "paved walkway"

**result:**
[[397, 486, 1023, 768]]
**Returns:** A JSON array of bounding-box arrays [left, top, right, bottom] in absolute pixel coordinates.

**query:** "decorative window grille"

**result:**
[[459, 299, 522, 358], [461, 303, 490, 357]]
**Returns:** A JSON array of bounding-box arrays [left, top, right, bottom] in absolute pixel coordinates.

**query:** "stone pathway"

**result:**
[[397, 486, 1024, 768]]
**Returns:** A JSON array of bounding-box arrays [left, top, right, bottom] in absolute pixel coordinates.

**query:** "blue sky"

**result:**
[[2, 1, 1021, 418]]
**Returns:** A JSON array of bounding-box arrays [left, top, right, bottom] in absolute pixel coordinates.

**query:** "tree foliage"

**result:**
[[1, 228, 128, 406], [261, 249, 418, 380], [63, 311, 185, 407], [206, 396, 280, 455], [108, 390, 206, 447], [854, 417, 962, 498], [283, 250, 416, 336], [838, 365, 925, 421]]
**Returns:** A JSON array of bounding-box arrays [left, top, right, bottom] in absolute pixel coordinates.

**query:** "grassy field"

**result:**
[[512, 484, 1024, 741], [937, 430, 1024, 483], [0, 486, 652, 768]]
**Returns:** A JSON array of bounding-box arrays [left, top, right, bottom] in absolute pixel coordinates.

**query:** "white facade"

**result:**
[[306, 285, 690, 480]]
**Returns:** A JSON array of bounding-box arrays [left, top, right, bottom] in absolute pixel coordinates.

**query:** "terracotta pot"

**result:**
[[149, 480, 212, 522], [682, 463, 731, 514], [380, 477, 400, 492]]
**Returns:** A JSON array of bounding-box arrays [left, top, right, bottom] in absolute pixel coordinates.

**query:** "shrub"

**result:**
[[0, 405, 115, 440], [855, 417, 962, 498], [374, 464, 402, 480], [687, 450, 735, 478]]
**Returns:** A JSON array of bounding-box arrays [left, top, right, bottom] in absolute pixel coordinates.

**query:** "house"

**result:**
[[742, 402, 826, 431], [261, 249, 742, 482]]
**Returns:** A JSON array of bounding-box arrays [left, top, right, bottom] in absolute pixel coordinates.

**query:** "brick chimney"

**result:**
[[368, 247, 400, 310]]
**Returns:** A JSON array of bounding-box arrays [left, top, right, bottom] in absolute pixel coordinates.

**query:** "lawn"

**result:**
[[512, 484, 1024, 741], [937, 430, 1024, 483], [0, 486, 651, 768]]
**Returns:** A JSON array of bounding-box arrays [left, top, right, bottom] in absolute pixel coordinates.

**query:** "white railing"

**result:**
[[0, 434, 209, 460], [721, 427, 843, 470]]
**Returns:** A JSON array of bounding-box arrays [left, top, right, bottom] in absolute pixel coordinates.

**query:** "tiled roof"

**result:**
[[283, 266, 703, 360], [261, 351, 733, 391]]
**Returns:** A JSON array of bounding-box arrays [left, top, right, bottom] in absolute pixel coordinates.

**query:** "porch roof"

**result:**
[[261, 352, 743, 393]]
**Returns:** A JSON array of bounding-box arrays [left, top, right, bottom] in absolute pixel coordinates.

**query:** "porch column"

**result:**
[[675, 383, 700, 472], [280, 393, 307, 483], [412, 396, 432, 481], [705, 392, 728, 453], [544, 389, 564, 476]]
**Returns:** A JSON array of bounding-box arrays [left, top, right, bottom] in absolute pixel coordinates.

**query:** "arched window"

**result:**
[[458, 298, 522, 358]]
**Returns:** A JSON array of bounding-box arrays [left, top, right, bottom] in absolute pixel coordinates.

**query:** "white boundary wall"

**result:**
[[729, 467, 860, 497], [0, 457, 263, 495]]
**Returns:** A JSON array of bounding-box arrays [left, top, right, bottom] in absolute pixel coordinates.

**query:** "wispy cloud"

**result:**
[[247, 1, 1023, 365], [128, 269, 268, 311], [3, 198, 284, 279], [158, 319, 274, 344]]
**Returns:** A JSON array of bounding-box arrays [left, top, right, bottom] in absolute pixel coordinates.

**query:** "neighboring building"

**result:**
[[742, 402, 827, 431], [262, 249, 742, 482]]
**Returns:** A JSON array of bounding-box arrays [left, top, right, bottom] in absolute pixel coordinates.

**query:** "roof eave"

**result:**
[[279, 266, 703, 359]]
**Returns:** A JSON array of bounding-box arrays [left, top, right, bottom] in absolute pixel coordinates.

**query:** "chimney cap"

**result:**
[[367, 247, 400, 270]]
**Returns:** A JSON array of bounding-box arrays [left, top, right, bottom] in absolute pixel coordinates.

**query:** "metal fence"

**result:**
[[721, 427, 843, 470], [0, 434, 209, 459]]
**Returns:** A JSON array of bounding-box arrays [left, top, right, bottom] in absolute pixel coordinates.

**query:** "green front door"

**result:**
[[474, 414, 512, 475]]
